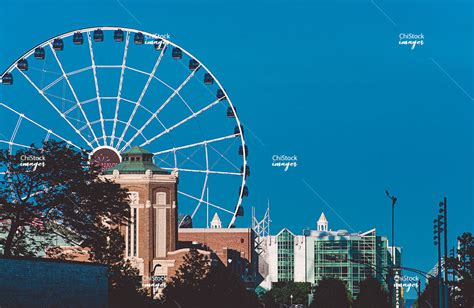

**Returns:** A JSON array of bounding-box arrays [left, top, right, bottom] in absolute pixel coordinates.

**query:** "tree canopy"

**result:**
[[310, 277, 352, 308], [0, 140, 130, 256], [162, 248, 259, 308], [353, 277, 389, 308], [261, 281, 311, 306], [0, 141, 152, 307]]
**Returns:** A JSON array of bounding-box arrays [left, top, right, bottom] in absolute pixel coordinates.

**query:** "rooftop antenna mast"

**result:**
[[252, 200, 271, 255]]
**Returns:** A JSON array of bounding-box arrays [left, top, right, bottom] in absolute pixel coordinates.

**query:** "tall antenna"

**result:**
[[252, 200, 272, 255]]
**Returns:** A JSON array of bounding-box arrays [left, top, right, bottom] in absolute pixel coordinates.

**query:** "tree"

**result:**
[[445, 232, 474, 307], [417, 277, 440, 308], [163, 248, 259, 308], [90, 226, 155, 307], [262, 282, 311, 306], [353, 277, 389, 308], [259, 291, 278, 308], [0, 140, 130, 256], [310, 277, 351, 308], [163, 248, 211, 307], [0, 141, 153, 307]]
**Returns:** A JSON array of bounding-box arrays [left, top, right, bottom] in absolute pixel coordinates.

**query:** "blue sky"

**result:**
[[1, 0, 473, 298]]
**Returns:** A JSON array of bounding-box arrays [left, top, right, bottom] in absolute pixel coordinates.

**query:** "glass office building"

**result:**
[[259, 212, 396, 298]]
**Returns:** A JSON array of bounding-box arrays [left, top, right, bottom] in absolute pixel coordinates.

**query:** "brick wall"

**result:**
[[178, 228, 258, 287], [178, 228, 255, 264]]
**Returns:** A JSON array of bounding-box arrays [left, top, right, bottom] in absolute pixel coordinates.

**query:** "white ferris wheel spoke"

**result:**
[[82, 118, 147, 142], [179, 191, 234, 216], [16, 68, 94, 149], [0, 139, 31, 151], [86, 32, 107, 145], [154, 155, 174, 168], [48, 44, 100, 147], [67, 66, 92, 77], [176, 146, 205, 169], [136, 98, 220, 149], [153, 133, 239, 156], [176, 144, 209, 227], [209, 141, 240, 171], [45, 92, 77, 105], [111, 63, 196, 116], [111, 32, 130, 147], [119, 67, 200, 150], [115, 43, 168, 150], [189, 143, 210, 220], [41, 75, 64, 92], [0, 103, 82, 151]]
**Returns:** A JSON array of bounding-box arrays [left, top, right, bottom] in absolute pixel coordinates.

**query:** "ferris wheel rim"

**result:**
[[0, 26, 248, 228]]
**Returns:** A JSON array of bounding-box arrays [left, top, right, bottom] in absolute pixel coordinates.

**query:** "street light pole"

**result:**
[[441, 197, 449, 308], [386, 190, 397, 308], [434, 216, 444, 308]]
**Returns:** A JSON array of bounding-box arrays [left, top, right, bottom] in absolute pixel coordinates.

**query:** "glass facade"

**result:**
[[277, 229, 294, 282], [313, 230, 380, 296]]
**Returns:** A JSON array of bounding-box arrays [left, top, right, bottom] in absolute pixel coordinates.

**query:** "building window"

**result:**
[[277, 229, 294, 282], [127, 192, 139, 257], [127, 219, 131, 256], [314, 236, 377, 297], [133, 208, 138, 256], [156, 192, 166, 205]]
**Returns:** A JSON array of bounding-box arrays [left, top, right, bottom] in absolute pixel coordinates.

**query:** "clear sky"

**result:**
[[0, 0, 473, 298]]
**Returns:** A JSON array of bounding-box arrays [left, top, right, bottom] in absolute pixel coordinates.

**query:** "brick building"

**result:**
[[102, 146, 208, 295], [179, 215, 259, 288]]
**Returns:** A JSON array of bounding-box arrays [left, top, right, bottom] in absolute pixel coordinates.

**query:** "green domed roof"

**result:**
[[104, 146, 169, 175]]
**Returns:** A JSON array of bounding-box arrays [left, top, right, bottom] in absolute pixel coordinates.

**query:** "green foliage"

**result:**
[[445, 232, 474, 307], [259, 291, 279, 308], [417, 277, 438, 308], [310, 277, 351, 308], [163, 248, 259, 308], [0, 140, 130, 256], [0, 141, 153, 307], [353, 277, 389, 308], [418, 232, 473, 308], [262, 281, 311, 305]]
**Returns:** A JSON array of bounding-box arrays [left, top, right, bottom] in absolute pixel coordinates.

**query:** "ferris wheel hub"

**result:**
[[90, 146, 122, 172]]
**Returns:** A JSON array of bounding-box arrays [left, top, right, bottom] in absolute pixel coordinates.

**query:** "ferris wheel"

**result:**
[[0, 26, 249, 228]]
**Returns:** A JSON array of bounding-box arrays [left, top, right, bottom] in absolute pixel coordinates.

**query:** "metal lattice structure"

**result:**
[[0, 27, 249, 228], [252, 201, 271, 255]]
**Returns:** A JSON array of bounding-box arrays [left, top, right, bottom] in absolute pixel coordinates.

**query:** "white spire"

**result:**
[[317, 212, 328, 231], [210, 213, 222, 228]]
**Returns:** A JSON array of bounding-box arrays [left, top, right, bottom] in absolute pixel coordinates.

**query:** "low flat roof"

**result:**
[[179, 228, 252, 233]]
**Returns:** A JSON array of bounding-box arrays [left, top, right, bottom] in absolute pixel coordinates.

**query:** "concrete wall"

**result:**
[[259, 236, 278, 290], [0, 256, 108, 308], [305, 236, 315, 283], [294, 235, 306, 282]]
